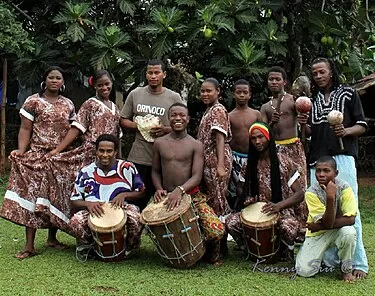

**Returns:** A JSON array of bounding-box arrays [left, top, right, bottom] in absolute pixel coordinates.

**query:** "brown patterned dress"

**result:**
[[197, 103, 232, 216], [48, 97, 122, 229], [0, 94, 76, 228]]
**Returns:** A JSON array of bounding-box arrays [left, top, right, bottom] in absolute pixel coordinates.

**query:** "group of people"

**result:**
[[0, 58, 369, 282]]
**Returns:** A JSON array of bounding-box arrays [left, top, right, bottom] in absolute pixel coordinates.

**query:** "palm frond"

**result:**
[[116, 0, 135, 16], [152, 34, 173, 59]]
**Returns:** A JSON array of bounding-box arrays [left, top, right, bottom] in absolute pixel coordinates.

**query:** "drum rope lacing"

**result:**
[[145, 202, 205, 264]]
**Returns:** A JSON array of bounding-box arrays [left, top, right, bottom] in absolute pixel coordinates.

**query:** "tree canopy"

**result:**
[[4, 0, 375, 106]]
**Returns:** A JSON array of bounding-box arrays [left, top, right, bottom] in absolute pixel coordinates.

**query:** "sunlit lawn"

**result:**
[[0, 176, 374, 296]]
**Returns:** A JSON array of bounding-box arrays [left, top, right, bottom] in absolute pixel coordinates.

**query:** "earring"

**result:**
[[60, 84, 66, 92], [40, 81, 47, 90]]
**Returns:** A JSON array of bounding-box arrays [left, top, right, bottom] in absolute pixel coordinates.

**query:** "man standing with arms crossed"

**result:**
[[120, 60, 183, 210]]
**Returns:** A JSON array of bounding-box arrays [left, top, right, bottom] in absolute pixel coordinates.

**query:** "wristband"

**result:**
[[177, 185, 186, 195]]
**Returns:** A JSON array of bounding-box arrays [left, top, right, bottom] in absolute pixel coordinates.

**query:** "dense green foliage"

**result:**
[[3, 0, 375, 105]]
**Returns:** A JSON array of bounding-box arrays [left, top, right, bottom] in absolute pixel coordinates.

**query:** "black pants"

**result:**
[[129, 163, 155, 211]]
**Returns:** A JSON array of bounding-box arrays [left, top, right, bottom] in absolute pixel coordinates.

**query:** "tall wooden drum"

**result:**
[[141, 194, 205, 268], [241, 202, 279, 262], [88, 203, 127, 262]]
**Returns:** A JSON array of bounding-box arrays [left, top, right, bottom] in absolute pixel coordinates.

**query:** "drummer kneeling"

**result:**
[[226, 122, 306, 262], [67, 134, 145, 259]]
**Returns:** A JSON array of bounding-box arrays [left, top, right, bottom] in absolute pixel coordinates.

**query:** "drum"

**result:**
[[240, 202, 279, 262], [141, 194, 205, 268], [88, 203, 127, 262]]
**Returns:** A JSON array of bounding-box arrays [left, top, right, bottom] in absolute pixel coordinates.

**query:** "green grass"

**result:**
[[0, 177, 374, 296]]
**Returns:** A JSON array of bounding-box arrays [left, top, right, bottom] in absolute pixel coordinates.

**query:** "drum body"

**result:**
[[88, 203, 127, 262], [240, 202, 279, 262], [141, 194, 205, 268]]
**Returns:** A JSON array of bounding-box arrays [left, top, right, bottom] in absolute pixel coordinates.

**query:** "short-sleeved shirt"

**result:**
[[309, 86, 367, 165], [120, 86, 183, 166], [20, 94, 76, 151], [71, 160, 145, 202], [71, 97, 122, 143], [197, 102, 232, 167], [305, 178, 357, 237]]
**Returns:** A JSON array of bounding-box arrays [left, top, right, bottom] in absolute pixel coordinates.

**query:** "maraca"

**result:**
[[295, 96, 312, 145], [327, 110, 344, 151]]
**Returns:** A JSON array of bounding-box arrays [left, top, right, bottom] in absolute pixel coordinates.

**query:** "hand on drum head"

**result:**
[[154, 189, 168, 203], [86, 202, 105, 217], [261, 202, 280, 215], [163, 189, 183, 212], [111, 193, 128, 209], [244, 196, 257, 206]]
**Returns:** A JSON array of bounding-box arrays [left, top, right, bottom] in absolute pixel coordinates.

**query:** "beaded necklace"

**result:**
[[269, 94, 285, 111]]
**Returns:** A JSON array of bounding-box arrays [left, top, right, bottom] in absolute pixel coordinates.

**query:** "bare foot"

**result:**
[[15, 249, 36, 260], [342, 272, 356, 283], [47, 240, 69, 250], [353, 269, 367, 280]]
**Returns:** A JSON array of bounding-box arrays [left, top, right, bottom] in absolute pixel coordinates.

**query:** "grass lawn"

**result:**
[[0, 176, 374, 296]]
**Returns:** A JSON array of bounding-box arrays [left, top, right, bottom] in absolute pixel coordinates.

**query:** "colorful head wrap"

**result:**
[[249, 122, 270, 140]]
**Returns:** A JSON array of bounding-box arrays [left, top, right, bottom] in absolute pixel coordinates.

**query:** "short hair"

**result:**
[[203, 77, 220, 90], [233, 79, 251, 92], [267, 66, 287, 81], [168, 102, 189, 116], [95, 134, 118, 150], [92, 70, 112, 85], [147, 59, 165, 71], [316, 155, 337, 171]]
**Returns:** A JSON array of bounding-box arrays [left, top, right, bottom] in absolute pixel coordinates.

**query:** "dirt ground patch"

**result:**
[[358, 177, 375, 187]]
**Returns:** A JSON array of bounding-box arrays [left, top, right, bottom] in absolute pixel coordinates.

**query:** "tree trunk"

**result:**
[[0, 57, 7, 176]]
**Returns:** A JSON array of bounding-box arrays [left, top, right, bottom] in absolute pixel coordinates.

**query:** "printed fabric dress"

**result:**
[[197, 103, 232, 216], [47, 97, 123, 228], [0, 94, 76, 228]]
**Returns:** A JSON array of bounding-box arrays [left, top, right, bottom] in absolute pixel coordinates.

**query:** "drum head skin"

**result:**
[[141, 194, 191, 225], [241, 202, 278, 228], [88, 203, 126, 233]]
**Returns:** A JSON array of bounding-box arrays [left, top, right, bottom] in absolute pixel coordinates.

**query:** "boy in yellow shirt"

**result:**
[[296, 156, 357, 282]]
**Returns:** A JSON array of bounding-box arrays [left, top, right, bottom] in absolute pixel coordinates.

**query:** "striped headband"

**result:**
[[249, 122, 270, 140]]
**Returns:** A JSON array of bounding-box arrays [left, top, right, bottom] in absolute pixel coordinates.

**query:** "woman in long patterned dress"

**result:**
[[197, 78, 232, 217], [0, 66, 76, 259], [46, 70, 122, 234]]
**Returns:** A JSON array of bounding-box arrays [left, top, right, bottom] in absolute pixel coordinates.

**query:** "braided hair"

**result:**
[[311, 57, 340, 96]]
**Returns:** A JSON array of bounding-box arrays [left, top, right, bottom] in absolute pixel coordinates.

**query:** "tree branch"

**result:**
[[6, 1, 35, 24]]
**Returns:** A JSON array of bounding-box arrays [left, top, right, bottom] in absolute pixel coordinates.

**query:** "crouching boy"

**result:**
[[296, 156, 357, 282]]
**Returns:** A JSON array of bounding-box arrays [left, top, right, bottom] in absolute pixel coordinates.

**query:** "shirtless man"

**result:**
[[228, 79, 261, 210], [260, 66, 307, 191], [152, 103, 225, 264]]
